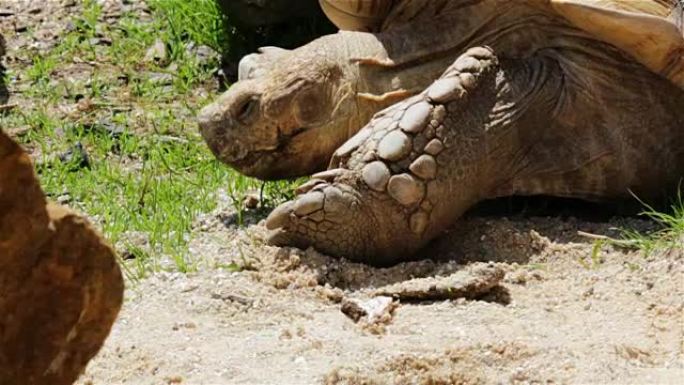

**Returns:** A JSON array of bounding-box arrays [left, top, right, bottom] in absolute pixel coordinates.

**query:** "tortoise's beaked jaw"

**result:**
[[198, 80, 278, 171], [198, 56, 350, 179]]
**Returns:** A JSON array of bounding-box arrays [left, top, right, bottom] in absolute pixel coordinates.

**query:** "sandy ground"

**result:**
[[1, 1, 682, 384], [75, 195, 684, 385]]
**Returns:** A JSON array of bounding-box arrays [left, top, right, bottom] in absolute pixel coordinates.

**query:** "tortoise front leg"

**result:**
[[265, 47, 553, 264]]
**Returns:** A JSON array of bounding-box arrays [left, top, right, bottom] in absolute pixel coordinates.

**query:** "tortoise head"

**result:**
[[198, 41, 358, 180]]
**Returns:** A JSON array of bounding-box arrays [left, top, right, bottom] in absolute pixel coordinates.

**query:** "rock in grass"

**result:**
[[144, 38, 167, 63], [0, 130, 124, 385], [57, 142, 91, 170]]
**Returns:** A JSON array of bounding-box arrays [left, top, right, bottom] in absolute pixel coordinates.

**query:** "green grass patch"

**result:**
[[147, 0, 230, 54], [617, 191, 684, 255]]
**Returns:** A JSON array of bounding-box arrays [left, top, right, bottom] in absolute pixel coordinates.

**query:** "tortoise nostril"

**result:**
[[198, 103, 233, 133]]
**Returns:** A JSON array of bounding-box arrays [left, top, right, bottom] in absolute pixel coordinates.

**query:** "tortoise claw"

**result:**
[[265, 201, 294, 230]]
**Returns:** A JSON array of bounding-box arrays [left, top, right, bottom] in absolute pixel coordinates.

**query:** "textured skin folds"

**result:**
[[268, 48, 512, 262]]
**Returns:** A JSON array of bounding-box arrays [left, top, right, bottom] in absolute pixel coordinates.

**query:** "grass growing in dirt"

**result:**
[[618, 191, 684, 255], [0, 0, 297, 278]]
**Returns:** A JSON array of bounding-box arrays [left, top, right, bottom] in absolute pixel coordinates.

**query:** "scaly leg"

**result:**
[[265, 47, 554, 264]]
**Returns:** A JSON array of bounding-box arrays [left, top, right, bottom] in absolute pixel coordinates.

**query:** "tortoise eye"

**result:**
[[236, 97, 259, 123]]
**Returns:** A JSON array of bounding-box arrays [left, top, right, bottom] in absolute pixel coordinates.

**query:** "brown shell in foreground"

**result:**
[[0, 130, 124, 385]]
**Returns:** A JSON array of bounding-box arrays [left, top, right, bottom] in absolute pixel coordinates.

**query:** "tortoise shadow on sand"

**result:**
[[424, 195, 650, 265], [215, 196, 652, 305], [266, 196, 653, 305]]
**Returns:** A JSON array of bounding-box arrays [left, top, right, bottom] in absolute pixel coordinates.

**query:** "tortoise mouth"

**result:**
[[230, 148, 275, 169], [226, 126, 310, 178]]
